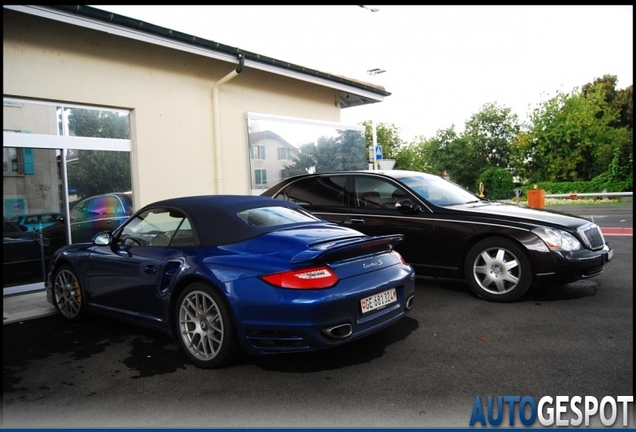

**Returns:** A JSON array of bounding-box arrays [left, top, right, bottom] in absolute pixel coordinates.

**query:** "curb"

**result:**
[[3, 291, 57, 325]]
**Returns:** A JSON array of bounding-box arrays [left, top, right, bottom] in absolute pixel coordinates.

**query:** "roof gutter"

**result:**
[[212, 53, 244, 194]]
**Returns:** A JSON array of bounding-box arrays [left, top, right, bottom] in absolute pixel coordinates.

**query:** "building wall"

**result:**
[[3, 9, 341, 207]]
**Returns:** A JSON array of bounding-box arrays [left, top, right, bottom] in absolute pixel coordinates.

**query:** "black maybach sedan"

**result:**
[[262, 170, 613, 303]]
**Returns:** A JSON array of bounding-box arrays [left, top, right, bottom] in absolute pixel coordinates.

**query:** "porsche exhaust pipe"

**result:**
[[406, 295, 415, 310], [322, 323, 352, 339]]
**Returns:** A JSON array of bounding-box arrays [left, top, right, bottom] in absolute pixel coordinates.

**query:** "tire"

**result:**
[[464, 237, 533, 303], [52, 264, 87, 321], [175, 282, 240, 368]]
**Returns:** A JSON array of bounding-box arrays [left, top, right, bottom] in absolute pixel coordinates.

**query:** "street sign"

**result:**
[[378, 159, 396, 170], [375, 145, 383, 160]]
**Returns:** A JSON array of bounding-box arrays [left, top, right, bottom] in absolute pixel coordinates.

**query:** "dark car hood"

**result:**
[[446, 201, 594, 230]]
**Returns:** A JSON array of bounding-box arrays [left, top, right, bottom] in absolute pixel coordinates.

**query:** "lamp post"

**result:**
[[367, 68, 386, 169], [358, 6, 382, 168], [367, 68, 386, 76], [359, 5, 379, 12]]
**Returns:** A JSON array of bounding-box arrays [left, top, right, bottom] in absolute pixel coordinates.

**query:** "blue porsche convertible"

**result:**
[[45, 195, 416, 368]]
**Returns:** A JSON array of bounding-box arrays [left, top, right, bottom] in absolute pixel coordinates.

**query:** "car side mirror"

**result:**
[[93, 231, 112, 246]]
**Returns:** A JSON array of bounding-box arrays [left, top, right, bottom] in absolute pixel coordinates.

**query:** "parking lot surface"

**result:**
[[3, 235, 632, 429]]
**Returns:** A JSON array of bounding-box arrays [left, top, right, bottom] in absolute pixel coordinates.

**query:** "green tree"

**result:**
[[585, 77, 633, 185], [392, 103, 521, 191], [511, 84, 627, 183], [361, 120, 404, 161], [68, 108, 129, 139], [463, 102, 521, 169], [393, 138, 430, 172], [582, 75, 632, 129], [477, 167, 515, 200], [418, 126, 483, 190], [67, 151, 132, 198], [613, 84, 633, 130], [283, 128, 367, 176], [284, 142, 318, 177], [359, 74, 632, 192]]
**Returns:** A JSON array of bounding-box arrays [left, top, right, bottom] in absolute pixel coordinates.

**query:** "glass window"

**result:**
[[3, 98, 133, 294], [238, 206, 320, 228], [118, 208, 194, 247], [63, 108, 130, 139], [274, 176, 348, 207], [89, 196, 120, 216], [251, 145, 265, 160], [254, 169, 267, 185], [399, 174, 479, 206], [70, 198, 91, 222], [277, 147, 291, 160], [353, 176, 410, 209], [247, 112, 365, 193], [3, 147, 21, 173]]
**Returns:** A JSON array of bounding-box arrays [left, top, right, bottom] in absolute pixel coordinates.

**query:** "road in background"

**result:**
[[545, 203, 633, 235]]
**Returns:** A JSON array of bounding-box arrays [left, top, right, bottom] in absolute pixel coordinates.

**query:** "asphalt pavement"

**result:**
[[3, 235, 632, 429]]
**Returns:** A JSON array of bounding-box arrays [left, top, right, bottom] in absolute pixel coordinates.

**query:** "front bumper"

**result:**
[[535, 244, 613, 284]]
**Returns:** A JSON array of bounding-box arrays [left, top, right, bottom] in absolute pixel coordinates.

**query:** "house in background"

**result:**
[[2, 5, 389, 294], [248, 130, 301, 191]]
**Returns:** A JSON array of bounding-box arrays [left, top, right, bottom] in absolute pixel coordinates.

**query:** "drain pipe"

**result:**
[[212, 53, 244, 194]]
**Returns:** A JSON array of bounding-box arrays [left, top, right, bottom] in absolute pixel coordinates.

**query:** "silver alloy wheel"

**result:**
[[178, 289, 224, 361], [54, 268, 83, 319], [471, 246, 521, 295]]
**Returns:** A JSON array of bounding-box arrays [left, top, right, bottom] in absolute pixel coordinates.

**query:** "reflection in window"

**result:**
[[238, 206, 320, 228], [3, 144, 36, 176], [3, 148, 58, 289], [273, 176, 348, 207], [119, 208, 193, 247], [3, 98, 133, 292], [254, 169, 267, 185], [3, 147, 21, 173], [247, 112, 366, 192], [277, 147, 291, 160], [66, 150, 132, 199], [62, 107, 130, 139], [251, 145, 265, 160]]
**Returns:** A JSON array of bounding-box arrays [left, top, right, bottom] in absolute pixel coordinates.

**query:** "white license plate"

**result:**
[[361, 288, 397, 314], [607, 248, 613, 261]]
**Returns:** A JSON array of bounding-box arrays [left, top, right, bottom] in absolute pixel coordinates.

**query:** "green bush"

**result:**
[[518, 173, 632, 199], [476, 167, 514, 200]]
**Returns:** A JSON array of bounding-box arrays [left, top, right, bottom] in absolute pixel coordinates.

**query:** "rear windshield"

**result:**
[[238, 206, 320, 228]]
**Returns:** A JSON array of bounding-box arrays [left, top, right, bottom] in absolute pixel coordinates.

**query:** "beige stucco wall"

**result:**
[[3, 9, 341, 207]]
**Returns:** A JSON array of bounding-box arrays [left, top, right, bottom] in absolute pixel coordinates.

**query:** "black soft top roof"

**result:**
[[144, 195, 310, 246]]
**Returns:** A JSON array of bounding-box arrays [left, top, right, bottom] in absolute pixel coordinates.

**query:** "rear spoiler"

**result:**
[[290, 234, 404, 264]]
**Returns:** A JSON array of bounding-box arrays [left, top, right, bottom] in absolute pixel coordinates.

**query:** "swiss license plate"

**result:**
[[361, 288, 397, 314]]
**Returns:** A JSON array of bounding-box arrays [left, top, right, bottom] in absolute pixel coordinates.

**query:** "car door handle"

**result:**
[[142, 264, 158, 274], [349, 218, 365, 224]]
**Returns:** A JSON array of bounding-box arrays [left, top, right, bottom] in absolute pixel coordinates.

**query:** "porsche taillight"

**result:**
[[393, 250, 406, 264], [260, 266, 339, 289]]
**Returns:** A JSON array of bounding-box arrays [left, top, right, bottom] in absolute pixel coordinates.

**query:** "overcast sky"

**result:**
[[96, 5, 633, 142]]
